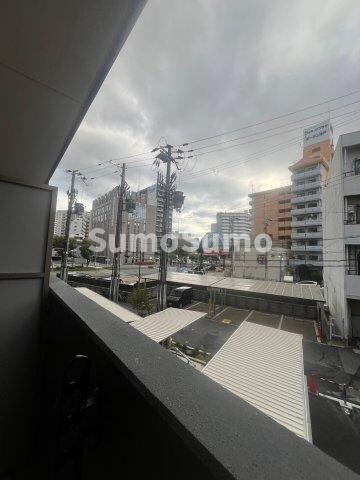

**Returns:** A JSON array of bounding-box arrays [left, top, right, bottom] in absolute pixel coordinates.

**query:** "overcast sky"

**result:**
[[51, 0, 360, 236]]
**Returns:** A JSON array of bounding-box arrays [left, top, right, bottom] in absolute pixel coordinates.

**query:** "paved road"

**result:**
[[309, 394, 360, 475]]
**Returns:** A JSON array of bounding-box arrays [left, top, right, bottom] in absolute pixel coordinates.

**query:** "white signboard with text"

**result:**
[[303, 120, 333, 147]]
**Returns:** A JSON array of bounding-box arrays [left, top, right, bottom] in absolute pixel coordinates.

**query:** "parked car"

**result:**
[[296, 280, 318, 286], [189, 266, 206, 275], [166, 286, 193, 308]]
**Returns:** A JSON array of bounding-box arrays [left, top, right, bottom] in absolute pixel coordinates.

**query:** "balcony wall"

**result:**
[[291, 192, 322, 204], [292, 232, 323, 239], [291, 245, 323, 252], [344, 224, 360, 245], [291, 219, 322, 227], [39, 278, 357, 480], [291, 166, 322, 181], [291, 206, 322, 215], [290, 259, 323, 267], [345, 274, 360, 299], [292, 180, 322, 193]]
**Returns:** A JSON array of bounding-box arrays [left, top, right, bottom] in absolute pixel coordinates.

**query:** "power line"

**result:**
[[179, 89, 360, 146], [70, 89, 360, 174]]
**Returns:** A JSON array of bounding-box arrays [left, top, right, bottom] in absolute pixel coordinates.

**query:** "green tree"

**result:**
[[53, 235, 77, 255], [79, 238, 96, 266], [129, 286, 153, 317]]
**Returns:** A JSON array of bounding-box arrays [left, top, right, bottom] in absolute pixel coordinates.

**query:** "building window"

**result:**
[[347, 245, 360, 275], [354, 159, 360, 175], [312, 147, 320, 153]]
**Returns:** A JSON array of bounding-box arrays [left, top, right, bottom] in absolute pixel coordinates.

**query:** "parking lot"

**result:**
[[172, 301, 317, 358], [173, 301, 360, 475]]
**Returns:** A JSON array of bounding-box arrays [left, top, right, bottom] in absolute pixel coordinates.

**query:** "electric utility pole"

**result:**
[[153, 144, 182, 311], [279, 254, 284, 282], [264, 218, 269, 280], [60, 169, 79, 281], [109, 163, 126, 302], [230, 214, 235, 277]]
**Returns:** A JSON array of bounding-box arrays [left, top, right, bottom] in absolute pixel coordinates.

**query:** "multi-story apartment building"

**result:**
[[138, 174, 173, 253], [211, 211, 251, 252], [289, 120, 333, 281], [91, 179, 174, 262], [91, 187, 156, 262], [249, 186, 292, 246], [54, 210, 67, 237], [323, 131, 360, 343], [54, 203, 89, 240]]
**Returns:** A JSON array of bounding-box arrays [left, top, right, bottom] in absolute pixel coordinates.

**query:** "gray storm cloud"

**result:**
[[51, 0, 360, 235]]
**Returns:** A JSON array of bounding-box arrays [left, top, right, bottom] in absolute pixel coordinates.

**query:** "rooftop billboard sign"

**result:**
[[303, 120, 333, 148]]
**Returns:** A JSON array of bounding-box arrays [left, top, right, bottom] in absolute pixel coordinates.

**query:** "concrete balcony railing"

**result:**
[[291, 219, 322, 227], [344, 223, 360, 239], [291, 180, 322, 193], [345, 274, 360, 298], [290, 259, 323, 266], [291, 206, 322, 215], [38, 278, 357, 480], [291, 244, 323, 252], [291, 166, 322, 181], [291, 231, 323, 239], [291, 192, 322, 204]]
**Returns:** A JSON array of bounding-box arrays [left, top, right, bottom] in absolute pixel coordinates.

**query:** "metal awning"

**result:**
[[76, 288, 206, 343], [76, 287, 141, 323], [142, 272, 221, 287], [131, 308, 206, 343], [141, 272, 324, 302], [203, 321, 312, 442]]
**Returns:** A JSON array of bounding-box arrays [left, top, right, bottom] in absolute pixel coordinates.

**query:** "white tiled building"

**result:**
[[289, 121, 333, 281], [54, 205, 89, 240], [212, 211, 251, 252]]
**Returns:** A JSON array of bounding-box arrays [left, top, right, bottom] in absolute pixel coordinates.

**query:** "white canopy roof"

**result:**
[[76, 287, 141, 323], [131, 308, 206, 343], [76, 288, 206, 343], [203, 321, 312, 442]]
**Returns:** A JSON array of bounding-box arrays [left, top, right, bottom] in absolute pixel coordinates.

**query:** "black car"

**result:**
[[166, 286, 193, 308]]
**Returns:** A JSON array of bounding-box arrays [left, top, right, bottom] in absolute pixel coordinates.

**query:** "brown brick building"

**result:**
[[249, 185, 292, 246]]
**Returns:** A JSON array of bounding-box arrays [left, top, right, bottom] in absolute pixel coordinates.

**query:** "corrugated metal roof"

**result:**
[[214, 277, 324, 302], [131, 308, 206, 343], [76, 287, 141, 323], [203, 321, 312, 441], [142, 272, 324, 302], [143, 272, 221, 287], [76, 288, 206, 343]]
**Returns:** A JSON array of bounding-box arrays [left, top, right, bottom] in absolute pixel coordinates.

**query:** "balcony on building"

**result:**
[[291, 179, 323, 193], [291, 191, 322, 204], [291, 165, 322, 181], [291, 219, 322, 228], [291, 204, 322, 216], [344, 196, 360, 238], [345, 275, 360, 299], [291, 243, 323, 252], [290, 258, 323, 267], [291, 230, 323, 240]]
